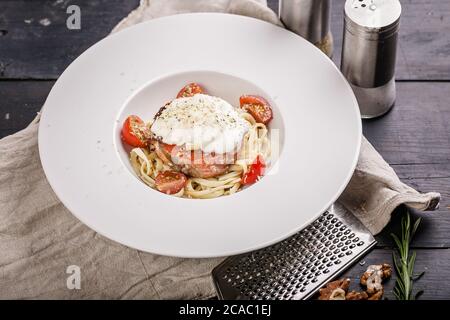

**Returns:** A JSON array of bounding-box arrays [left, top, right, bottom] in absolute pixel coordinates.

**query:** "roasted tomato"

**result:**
[[121, 115, 151, 147], [155, 171, 187, 195], [239, 95, 273, 125], [241, 155, 266, 185], [176, 83, 204, 98]]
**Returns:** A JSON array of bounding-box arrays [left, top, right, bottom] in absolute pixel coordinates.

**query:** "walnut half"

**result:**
[[368, 289, 384, 300], [360, 264, 392, 297], [318, 278, 350, 300], [329, 288, 346, 300], [346, 290, 369, 300]]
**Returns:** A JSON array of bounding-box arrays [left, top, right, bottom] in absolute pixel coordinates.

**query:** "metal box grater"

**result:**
[[212, 202, 376, 300]]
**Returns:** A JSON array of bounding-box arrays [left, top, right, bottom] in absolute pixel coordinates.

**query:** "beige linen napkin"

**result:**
[[0, 0, 440, 299]]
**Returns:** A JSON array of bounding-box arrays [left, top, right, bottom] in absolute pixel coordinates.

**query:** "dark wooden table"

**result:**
[[0, 0, 449, 299]]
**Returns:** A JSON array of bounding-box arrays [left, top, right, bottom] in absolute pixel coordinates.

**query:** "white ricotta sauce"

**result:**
[[151, 94, 250, 154]]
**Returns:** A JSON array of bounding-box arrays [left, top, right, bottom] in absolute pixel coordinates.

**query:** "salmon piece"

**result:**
[[153, 141, 230, 178], [186, 163, 229, 179]]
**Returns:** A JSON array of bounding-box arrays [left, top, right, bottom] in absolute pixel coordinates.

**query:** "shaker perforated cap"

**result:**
[[345, 0, 401, 29]]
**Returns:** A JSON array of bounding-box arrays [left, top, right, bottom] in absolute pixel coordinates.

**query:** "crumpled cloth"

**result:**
[[0, 0, 440, 299]]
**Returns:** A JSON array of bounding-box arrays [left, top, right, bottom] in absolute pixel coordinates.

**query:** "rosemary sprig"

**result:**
[[391, 212, 424, 300]]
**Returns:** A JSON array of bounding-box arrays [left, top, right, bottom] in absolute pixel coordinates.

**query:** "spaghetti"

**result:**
[[130, 112, 270, 199]]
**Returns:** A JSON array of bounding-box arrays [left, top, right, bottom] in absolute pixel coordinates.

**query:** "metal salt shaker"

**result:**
[[341, 0, 402, 118], [279, 0, 333, 58]]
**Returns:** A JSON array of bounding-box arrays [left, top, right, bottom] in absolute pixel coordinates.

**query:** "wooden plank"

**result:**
[[376, 199, 450, 248], [0, 129, 18, 137], [393, 163, 450, 179], [373, 161, 450, 248], [267, 0, 278, 12], [393, 0, 450, 81], [0, 0, 140, 79], [339, 248, 450, 300], [363, 82, 450, 165], [0, 81, 54, 137], [1, 0, 449, 80], [273, 0, 450, 80]]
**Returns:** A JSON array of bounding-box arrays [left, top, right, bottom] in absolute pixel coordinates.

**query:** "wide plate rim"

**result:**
[[38, 13, 361, 258]]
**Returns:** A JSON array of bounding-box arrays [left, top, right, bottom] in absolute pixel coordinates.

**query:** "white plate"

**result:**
[[39, 13, 361, 258]]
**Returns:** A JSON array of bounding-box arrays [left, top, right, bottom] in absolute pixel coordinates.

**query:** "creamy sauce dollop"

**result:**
[[151, 94, 250, 154]]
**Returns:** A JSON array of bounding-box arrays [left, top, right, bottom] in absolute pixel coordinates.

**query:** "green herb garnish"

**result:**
[[391, 212, 424, 300]]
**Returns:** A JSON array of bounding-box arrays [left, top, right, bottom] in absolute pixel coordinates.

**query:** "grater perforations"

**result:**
[[212, 203, 376, 300]]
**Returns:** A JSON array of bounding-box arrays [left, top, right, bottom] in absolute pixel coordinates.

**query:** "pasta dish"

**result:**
[[121, 83, 272, 199]]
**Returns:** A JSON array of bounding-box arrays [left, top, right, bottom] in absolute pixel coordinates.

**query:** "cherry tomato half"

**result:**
[[176, 83, 205, 98], [239, 95, 273, 125], [155, 171, 187, 195], [121, 115, 151, 147], [241, 155, 266, 185]]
